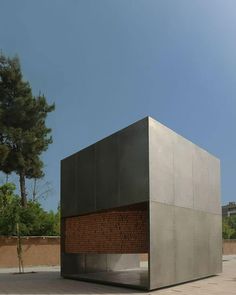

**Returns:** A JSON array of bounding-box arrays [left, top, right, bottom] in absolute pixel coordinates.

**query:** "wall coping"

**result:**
[[0, 236, 60, 239]]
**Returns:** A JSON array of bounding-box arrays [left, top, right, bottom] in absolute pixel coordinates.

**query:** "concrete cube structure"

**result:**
[[61, 117, 222, 290]]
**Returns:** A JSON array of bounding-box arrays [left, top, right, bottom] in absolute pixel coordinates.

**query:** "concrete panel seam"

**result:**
[[150, 200, 222, 216]]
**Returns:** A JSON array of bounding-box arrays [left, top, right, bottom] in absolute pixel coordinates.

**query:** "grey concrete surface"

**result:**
[[0, 256, 235, 294]]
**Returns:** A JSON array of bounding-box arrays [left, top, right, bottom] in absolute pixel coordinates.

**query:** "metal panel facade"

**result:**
[[148, 119, 174, 205], [149, 202, 175, 289], [96, 135, 119, 210], [61, 116, 221, 290], [61, 155, 76, 217], [61, 117, 149, 218], [149, 117, 222, 290], [61, 118, 150, 289], [76, 146, 96, 215], [119, 121, 149, 205]]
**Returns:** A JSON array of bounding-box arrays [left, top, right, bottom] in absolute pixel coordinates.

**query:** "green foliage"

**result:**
[[0, 183, 20, 235], [0, 53, 55, 206], [0, 183, 60, 236], [222, 216, 236, 239]]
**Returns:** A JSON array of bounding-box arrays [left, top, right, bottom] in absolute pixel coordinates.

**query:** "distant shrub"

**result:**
[[222, 216, 236, 239], [0, 183, 60, 236]]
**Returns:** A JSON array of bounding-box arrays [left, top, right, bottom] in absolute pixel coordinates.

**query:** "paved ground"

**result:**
[[0, 256, 235, 295]]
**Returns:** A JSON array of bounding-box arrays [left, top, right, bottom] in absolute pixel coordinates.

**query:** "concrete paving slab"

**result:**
[[0, 256, 235, 294]]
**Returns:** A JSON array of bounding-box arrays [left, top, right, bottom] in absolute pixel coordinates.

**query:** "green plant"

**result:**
[[0, 183, 60, 236], [222, 216, 236, 239]]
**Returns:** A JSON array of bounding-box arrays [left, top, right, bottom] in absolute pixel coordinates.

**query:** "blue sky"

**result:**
[[0, 0, 235, 210]]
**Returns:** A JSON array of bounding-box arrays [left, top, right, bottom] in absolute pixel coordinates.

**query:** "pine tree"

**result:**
[[0, 53, 55, 207]]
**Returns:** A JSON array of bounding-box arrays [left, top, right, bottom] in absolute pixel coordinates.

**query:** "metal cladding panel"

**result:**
[[174, 207, 194, 283], [95, 135, 119, 210], [107, 254, 140, 271], [149, 201, 222, 290], [61, 253, 85, 275], [85, 254, 107, 273], [118, 118, 149, 206], [61, 155, 77, 217], [76, 146, 96, 215], [149, 119, 174, 205], [149, 202, 175, 289], [193, 147, 210, 213], [208, 214, 222, 274], [173, 135, 194, 209], [208, 155, 221, 215], [62, 253, 143, 277], [149, 117, 221, 215], [61, 117, 149, 218], [193, 210, 209, 277]]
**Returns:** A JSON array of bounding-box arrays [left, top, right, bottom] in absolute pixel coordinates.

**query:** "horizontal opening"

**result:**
[[62, 202, 149, 288]]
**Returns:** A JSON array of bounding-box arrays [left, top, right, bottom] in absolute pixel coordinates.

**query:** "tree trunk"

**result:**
[[16, 222, 24, 273], [19, 171, 27, 207], [32, 178, 37, 201]]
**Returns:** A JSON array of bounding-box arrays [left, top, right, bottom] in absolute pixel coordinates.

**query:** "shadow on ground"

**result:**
[[1, 257, 236, 295], [0, 271, 143, 294]]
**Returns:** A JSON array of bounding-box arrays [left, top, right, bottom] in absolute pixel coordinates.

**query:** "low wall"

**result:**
[[0, 236, 60, 268], [223, 239, 236, 255], [0, 237, 235, 268]]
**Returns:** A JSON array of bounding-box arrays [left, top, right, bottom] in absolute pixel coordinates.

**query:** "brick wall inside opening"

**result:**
[[63, 202, 148, 254]]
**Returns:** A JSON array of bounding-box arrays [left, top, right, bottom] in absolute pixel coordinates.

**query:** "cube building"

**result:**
[[61, 117, 222, 290]]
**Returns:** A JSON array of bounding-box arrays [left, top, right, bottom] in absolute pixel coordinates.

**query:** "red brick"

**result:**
[[62, 202, 148, 254]]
